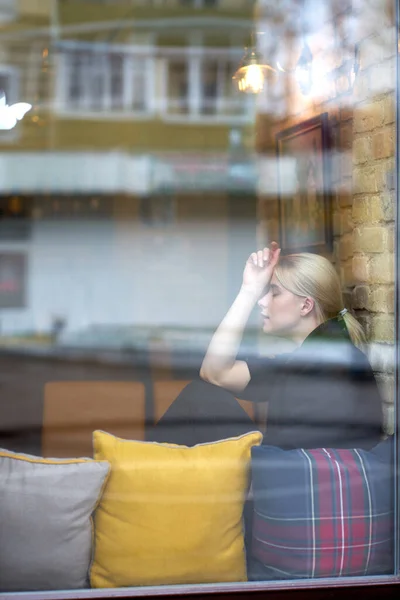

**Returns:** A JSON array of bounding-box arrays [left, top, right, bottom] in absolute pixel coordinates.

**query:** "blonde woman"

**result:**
[[150, 243, 383, 450]]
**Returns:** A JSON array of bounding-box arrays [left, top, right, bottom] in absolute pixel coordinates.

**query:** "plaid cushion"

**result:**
[[250, 439, 394, 580]]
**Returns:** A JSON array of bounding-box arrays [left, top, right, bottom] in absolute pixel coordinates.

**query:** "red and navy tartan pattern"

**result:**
[[250, 441, 393, 579]]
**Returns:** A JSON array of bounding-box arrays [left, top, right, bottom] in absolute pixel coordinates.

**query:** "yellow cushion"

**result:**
[[90, 430, 263, 588]]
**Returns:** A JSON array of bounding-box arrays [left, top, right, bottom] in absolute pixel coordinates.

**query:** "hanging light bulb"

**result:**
[[233, 47, 276, 94], [295, 41, 313, 95]]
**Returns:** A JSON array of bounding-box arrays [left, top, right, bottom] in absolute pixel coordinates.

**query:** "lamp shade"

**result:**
[[233, 48, 275, 94]]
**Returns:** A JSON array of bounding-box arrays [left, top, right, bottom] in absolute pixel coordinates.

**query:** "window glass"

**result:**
[[0, 0, 398, 597], [201, 59, 219, 114], [167, 59, 189, 114]]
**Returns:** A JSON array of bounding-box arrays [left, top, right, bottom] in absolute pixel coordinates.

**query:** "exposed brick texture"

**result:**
[[256, 3, 396, 423]]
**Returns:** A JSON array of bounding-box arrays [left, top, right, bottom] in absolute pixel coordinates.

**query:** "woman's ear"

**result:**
[[300, 296, 315, 316]]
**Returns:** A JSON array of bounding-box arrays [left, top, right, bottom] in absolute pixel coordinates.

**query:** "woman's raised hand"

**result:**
[[242, 242, 281, 296]]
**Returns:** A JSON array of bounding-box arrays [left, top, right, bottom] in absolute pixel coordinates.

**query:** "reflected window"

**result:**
[[167, 60, 189, 114], [60, 46, 153, 114], [0, 66, 18, 106], [201, 58, 245, 115], [201, 60, 218, 114], [109, 53, 124, 110], [165, 54, 249, 119]]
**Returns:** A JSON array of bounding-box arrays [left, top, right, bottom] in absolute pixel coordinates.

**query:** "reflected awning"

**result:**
[[0, 152, 257, 195]]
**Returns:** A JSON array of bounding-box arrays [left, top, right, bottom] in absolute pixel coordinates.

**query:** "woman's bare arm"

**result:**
[[200, 243, 280, 393], [199, 287, 257, 392]]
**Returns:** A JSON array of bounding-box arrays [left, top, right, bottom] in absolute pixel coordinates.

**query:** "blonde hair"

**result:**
[[274, 253, 366, 349]]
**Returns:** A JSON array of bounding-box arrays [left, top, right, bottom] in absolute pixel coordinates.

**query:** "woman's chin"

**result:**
[[262, 320, 273, 333]]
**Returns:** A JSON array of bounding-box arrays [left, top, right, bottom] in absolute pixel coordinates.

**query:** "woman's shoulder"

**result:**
[[347, 343, 378, 380]]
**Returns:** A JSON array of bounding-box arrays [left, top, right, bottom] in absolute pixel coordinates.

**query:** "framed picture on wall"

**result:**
[[0, 253, 26, 309], [276, 113, 332, 254]]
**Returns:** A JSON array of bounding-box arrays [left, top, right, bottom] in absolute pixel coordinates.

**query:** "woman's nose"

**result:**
[[258, 293, 269, 309]]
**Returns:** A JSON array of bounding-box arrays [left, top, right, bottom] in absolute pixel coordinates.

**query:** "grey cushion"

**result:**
[[0, 449, 110, 592]]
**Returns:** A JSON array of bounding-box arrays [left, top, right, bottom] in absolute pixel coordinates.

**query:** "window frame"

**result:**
[[394, 0, 400, 583], [1, 3, 400, 600], [3, 576, 399, 600]]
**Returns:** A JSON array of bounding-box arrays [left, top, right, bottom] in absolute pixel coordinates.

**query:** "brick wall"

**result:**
[[351, 14, 396, 432], [255, 0, 396, 432]]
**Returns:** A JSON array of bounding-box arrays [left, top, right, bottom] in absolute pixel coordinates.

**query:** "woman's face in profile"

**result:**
[[257, 273, 305, 338]]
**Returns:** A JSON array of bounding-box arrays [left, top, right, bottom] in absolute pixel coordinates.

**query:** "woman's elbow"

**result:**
[[199, 365, 207, 381], [199, 365, 212, 383], [199, 365, 219, 386]]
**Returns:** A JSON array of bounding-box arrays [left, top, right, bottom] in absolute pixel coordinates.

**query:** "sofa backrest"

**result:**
[[41, 379, 257, 458], [42, 381, 146, 458]]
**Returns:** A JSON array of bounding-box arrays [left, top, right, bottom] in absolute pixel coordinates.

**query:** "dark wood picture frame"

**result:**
[[276, 113, 332, 254]]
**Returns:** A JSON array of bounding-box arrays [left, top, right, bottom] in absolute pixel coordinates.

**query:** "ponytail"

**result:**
[[340, 311, 366, 351]]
